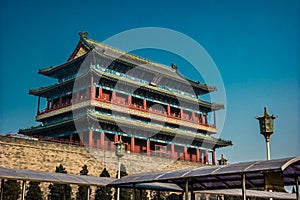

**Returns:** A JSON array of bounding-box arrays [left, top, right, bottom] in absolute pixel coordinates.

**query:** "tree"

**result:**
[[76, 165, 90, 200], [48, 164, 72, 200], [134, 189, 148, 199], [25, 181, 43, 200], [95, 168, 112, 200], [114, 163, 132, 200], [2, 179, 20, 200], [150, 190, 168, 200]]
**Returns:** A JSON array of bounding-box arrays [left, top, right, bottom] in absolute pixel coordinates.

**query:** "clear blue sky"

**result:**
[[0, 0, 299, 163]]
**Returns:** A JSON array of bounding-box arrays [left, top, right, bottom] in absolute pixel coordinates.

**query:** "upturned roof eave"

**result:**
[[38, 53, 88, 78]]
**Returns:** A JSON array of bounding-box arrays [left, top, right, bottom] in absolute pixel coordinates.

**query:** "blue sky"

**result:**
[[0, 0, 299, 163]]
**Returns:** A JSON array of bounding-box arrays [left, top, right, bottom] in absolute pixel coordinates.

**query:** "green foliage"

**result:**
[[134, 189, 148, 199], [150, 190, 169, 200], [114, 164, 132, 200], [48, 164, 72, 200], [100, 167, 110, 177], [95, 168, 112, 200], [76, 165, 90, 200], [2, 180, 20, 200], [25, 181, 43, 200]]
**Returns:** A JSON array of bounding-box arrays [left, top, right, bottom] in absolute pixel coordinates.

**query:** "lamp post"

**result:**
[[115, 136, 127, 200], [256, 107, 277, 160]]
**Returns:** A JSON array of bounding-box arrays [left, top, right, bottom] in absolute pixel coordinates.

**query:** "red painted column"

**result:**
[[89, 130, 93, 147], [200, 114, 204, 124], [99, 87, 103, 98], [112, 91, 116, 102], [128, 95, 132, 106], [184, 147, 188, 161], [196, 149, 200, 162], [167, 105, 171, 116], [192, 112, 195, 121], [79, 132, 84, 145], [180, 109, 183, 118], [37, 96, 41, 114], [199, 150, 203, 163], [212, 151, 216, 165], [143, 99, 147, 109], [131, 137, 135, 153], [100, 132, 105, 149], [147, 139, 150, 156], [114, 134, 118, 143], [205, 150, 209, 164], [205, 115, 209, 125], [171, 144, 175, 159]]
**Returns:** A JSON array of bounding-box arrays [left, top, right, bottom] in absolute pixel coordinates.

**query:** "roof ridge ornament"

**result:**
[[79, 32, 88, 39]]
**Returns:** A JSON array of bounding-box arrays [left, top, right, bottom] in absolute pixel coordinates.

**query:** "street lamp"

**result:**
[[114, 136, 127, 200], [256, 107, 277, 160]]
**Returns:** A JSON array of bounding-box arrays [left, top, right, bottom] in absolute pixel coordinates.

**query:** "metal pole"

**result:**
[[87, 186, 90, 200], [21, 181, 26, 200], [63, 185, 66, 200], [242, 174, 246, 200], [132, 184, 136, 200], [0, 179, 4, 200], [266, 140, 271, 160], [185, 179, 189, 200], [296, 176, 299, 200], [117, 156, 121, 200]]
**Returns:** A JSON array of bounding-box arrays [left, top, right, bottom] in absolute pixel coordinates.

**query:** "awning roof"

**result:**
[[0, 168, 113, 186], [0, 167, 182, 191], [198, 189, 296, 199], [110, 157, 300, 190]]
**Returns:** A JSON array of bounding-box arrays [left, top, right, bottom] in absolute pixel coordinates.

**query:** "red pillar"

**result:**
[[79, 132, 84, 145], [112, 91, 116, 102], [196, 149, 200, 162], [89, 130, 93, 147], [99, 87, 103, 98], [128, 95, 132, 106], [200, 114, 204, 124], [205, 150, 209, 164], [37, 96, 41, 114], [114, 134, 118, 143], [143, 99, 147, 109], [147, 140, 150, 156], [192, 112, 195, 121], [131, 137, 135, 153], [212, 151, 216, 165], [171, 144, 175, 159], [180, 109, 183, 118], [205, 115, 209, 125], [199, 150, 203, 163], [184, 147, 188, 161], [100, 132, 105, 149], [167, 105, 171, 115]]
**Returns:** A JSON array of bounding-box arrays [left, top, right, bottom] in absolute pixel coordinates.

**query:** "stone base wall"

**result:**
[[0, 136, 208, 199]]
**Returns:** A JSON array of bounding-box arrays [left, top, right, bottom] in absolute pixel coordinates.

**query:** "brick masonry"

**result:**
[[0, 136, 208, 199]]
